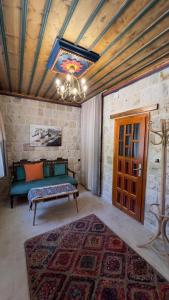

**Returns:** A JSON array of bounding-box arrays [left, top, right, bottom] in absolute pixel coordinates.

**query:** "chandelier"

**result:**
[[55, 66, 87, 103], [47, 38, 100, 103]]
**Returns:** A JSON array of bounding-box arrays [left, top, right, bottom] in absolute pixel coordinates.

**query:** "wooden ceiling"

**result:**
[[0, 0, 169, 107]]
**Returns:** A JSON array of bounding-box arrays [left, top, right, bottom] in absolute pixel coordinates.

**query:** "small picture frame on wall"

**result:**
[[30, 125, 62, 147]]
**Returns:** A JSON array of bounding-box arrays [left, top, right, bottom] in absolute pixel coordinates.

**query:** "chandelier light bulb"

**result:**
[[55, 71, 88, 102], [83, 85, 87, 92], [81, 78, 86, 85], [66, 73, 71, 81], [73, 88, 77, 95], [61, 85, 65, 92], [55, 78, 61, 86]]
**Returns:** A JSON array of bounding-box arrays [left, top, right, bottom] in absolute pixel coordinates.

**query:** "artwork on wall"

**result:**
[[30, 125, 62, 147]]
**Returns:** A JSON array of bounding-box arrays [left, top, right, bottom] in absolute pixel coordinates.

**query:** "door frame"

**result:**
[[112, 112, 149, 223]]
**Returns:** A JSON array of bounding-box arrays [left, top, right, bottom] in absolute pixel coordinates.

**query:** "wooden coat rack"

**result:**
[[139, 119, 169, 259]]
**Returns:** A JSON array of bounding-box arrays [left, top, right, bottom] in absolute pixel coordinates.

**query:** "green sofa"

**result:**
[[10, 158, 78, 208]]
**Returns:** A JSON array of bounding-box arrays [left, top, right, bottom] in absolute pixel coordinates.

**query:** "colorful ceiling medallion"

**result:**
[[47, 38, 100, 78]]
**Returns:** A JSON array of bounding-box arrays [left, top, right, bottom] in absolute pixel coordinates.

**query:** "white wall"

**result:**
[[102, 67, 169, 230]]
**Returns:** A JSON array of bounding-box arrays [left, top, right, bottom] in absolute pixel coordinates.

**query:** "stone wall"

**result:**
[[102, 67, 169, 230], [0, 95, 81, 179]]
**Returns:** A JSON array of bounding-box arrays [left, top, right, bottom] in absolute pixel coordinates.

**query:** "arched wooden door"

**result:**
[[113, 113, 148, 222]]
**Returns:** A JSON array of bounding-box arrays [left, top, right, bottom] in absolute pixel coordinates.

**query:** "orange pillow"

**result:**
[[24, 162, 44, 182]]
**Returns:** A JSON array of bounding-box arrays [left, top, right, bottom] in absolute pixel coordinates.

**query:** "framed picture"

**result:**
[[30, 125, 62, 146]]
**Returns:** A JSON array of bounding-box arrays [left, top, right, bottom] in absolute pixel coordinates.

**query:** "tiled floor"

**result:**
[[0, 186, 168, 300]]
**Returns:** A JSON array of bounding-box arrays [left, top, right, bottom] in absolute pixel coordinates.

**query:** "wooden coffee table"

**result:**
[[28, 183, 79, 225]]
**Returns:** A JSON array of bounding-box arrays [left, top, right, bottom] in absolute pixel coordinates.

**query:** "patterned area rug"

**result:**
[[25, 214, 169, 300]]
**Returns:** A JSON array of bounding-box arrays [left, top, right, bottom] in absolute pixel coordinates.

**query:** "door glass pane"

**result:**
[[124, 177, 129, 192], [119, 142, 124, 156], [132, 142, 139, 158], [125, 146, 131, 157], [119, 125, 124, 140], [126, 124, 132, 134], [131, 181, 136, 195], [125, 135, 131, 146], [117, 191, 121, 203], [130, 198, 135, 212], [133, 123, 140, 140], [132, 162, 138, 176], [118, 160, 122, 172], [125, 161, 130, 174], [123, 195, 128, 208], [117, 176, 122, 189]]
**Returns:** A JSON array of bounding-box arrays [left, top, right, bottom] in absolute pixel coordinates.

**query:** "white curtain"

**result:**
[[0, 112, 7, 177], [81, 94, 102, 195]]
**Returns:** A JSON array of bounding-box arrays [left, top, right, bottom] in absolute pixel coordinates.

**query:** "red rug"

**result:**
[[25, 214, 169, 300]]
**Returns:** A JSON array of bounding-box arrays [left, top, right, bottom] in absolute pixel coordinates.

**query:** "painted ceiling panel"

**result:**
[[0, 0, 169, 106]]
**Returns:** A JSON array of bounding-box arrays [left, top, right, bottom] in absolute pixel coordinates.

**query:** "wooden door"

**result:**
[[113, 114, 148, 222]]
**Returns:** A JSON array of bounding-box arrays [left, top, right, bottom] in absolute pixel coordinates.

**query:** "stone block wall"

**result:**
[[102, 67, 169, 230], [0, 96, 81, 179]]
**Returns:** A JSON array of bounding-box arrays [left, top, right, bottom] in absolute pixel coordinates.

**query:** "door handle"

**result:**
[[133, 163, 142, 176]]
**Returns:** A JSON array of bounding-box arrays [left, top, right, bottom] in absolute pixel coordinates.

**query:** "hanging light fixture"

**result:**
[[47, 38, 100, 103], [55, 66, 87, 103]]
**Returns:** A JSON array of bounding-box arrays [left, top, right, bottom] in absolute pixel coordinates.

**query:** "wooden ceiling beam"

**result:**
[[35, 69, 48, 97], [88, 9, 169, 82], [0, 0, 12, 91], [88, 40, 169, 97], [42, 0, 140, 99], [100, 0, 160, 57], [103, 61, 169, 98], [43, 78, 55, 97], [87, 52, 169, 100], [42, 1, 168, 102], [35, 0, 79, 97], [37, 0, 158, 101], [58, 0, 79, 38], [0, 90, 81, 107], [27, 0, 52, 94], [19, 0, 28, 92], [41, 0, 112, 99], [90, 28, 169, 89], [50, 90, 56, 99], [75, 0, 105, 44], [88, 0, 131, 50], [1, 0, 169, 105]]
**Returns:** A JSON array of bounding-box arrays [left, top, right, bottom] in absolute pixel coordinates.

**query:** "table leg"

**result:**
[[33, 202, 37, 226], [29, 202, 32, 211], [74, 195, 78, 213]]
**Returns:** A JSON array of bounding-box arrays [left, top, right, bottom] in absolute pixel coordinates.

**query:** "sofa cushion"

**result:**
[[16, 166, 25, 181], [54, 163, 66, 176], [24, 162, 44, 182], [10, 176, 78, 196]]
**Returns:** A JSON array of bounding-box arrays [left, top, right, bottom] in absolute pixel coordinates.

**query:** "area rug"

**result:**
[[25, 214, 169, 300]]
